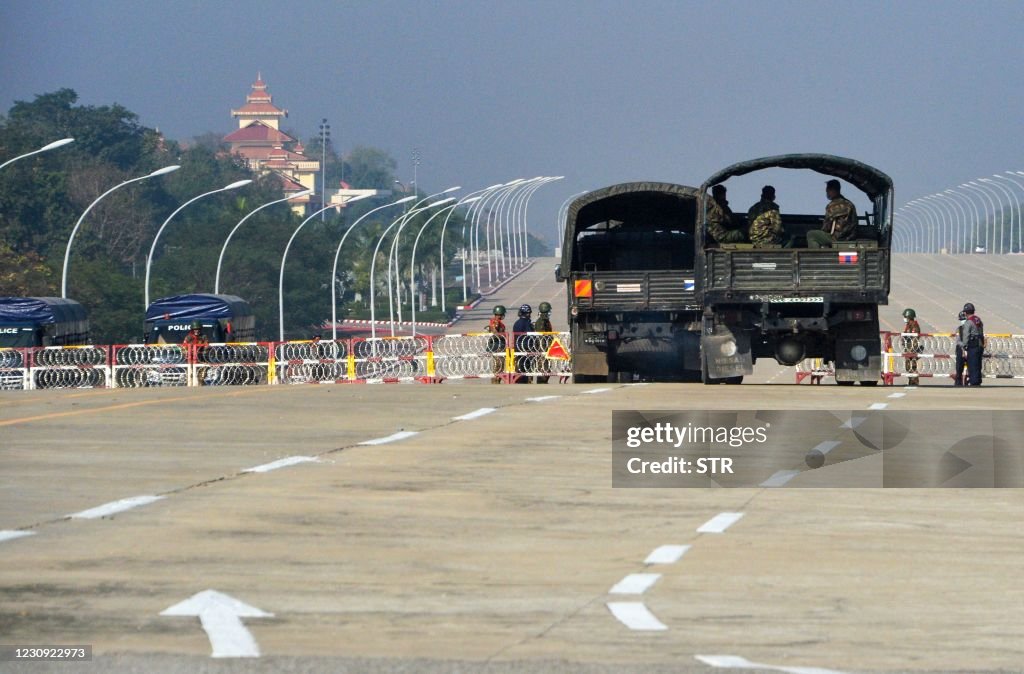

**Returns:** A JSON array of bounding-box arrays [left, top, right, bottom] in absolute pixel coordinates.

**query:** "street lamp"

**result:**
[[145, 179, 252, 309], [516, 176, 563, 263], [923, 194, 954, 254], [388, 186, 460, 325], [409, 198, 479, 335], [474, 180, 524, 288], [214, 189, 313, 294], [62, 164, 180, 297], [555, 190, 588, 255], [963, 182, 999, 253], [979, 178, 1014, 255], [948, 187, 982, 253], [330, 195, 415, 340], [904, 200, 937, 252], [319, 119, 330, 221], [0, 137, 74, 171], [279, 194, 372, 341], [435, 187, 501, 314], [459, 183, 508, 302], [937, 190, 969, 254], [369, 199, 454, 340], [996, 172, 1024, 252]]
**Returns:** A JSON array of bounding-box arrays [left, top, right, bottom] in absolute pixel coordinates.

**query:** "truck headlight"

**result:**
[[850, 344, 868, 362]]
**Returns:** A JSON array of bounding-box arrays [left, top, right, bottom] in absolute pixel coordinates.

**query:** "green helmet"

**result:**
[[190, 321, 202, 330], [902, 308, 916, 319], [538, 301, 552, 314], [493, 305, 506, 316]]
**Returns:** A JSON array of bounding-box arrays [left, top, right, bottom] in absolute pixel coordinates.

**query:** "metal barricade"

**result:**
[[112, 344, 189, 387], [881, 332, 1024, 384], [350, 336, 430, 383], [507, 332, 572, 383], [30, 345, 109, 389], [794, 358, 834, 384], [274, 340, 349, 384], [431, 333, 503, 381], [0, 348, 31, 390], [195, 343, 271, 386]]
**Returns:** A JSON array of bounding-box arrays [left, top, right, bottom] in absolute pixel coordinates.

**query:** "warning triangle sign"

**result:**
[[546, 337, 570, 360]]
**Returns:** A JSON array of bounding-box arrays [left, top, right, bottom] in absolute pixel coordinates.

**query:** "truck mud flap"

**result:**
[[702, 326, 753, 379]]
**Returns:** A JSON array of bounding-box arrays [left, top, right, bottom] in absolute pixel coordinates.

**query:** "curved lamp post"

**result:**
[[994, 173, 1024, 253], [369, 199, 454, 340], [555, 190, 588, 255], [330, 195, 415, 340], [145, 179, 252, 309], [962, 182, 998, 253], [516, 176, 563, 263], [937, 190, 968, 254], [0, 137, 73, 171], [278, 195, 372, 341], [438, 186, 500, 314], [215, 189, 313, 294], [949, 187, 983, 253], [62, 164, 180, 297], [411, 197, 480, 334], [979, 178, 1014, 255]]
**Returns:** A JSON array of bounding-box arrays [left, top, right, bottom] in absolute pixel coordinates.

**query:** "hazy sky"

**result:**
[[2, 0, 1022, 241]]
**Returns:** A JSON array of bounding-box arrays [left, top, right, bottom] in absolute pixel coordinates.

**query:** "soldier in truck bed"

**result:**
[[747, 185, 784, 247], [807, 179, 858, 248], [706, 184, 746, 244]]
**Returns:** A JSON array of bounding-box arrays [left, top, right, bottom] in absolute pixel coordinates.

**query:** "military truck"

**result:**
[[144, 294, 256, 344], [697, 154, 893, 385], [0, 297, 89, 348], [556, 183, 703, 382]]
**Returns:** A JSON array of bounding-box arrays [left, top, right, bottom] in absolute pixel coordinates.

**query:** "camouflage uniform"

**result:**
[[823, 196, 858, 241], [534, 313, 553, 383], [747, 200, 783, 247], [707, 198, 745, 244], [902, 318, 921, 377], [485, 316, 506, 383]]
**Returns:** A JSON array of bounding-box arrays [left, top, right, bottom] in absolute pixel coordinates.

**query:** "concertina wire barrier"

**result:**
[[0, 332, 573, 390], [795, 332, 1024, 384]]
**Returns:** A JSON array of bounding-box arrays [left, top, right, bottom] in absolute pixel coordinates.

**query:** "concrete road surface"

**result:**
[[1, 254, 1022, 673]]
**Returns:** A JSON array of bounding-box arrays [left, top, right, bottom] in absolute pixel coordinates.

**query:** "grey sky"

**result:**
[[2, 0, 1022, 240]]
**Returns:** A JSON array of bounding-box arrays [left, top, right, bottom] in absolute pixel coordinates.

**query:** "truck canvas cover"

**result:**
[[0, 297, 88, 326], [145, 294, 252, 321]]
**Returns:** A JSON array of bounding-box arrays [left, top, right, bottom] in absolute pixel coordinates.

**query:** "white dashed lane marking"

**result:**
[[452, 407, 497, 421], [888, 392, 906, 399], [582, 387, 611, 394], [760, 469, 802, 487], [869, 402, 888, 410], [697, 512, 744, 533], [696, 654, 847, 673], [609, 573, 662, 595], [242, 456, 319, 473], [69, 495, 165, 520], [606, 602, 668, 631], [644, 544, 691, 564], [358, 431, 419, 446], [0, 530, 35, 543], [526, 395, 561, 402]]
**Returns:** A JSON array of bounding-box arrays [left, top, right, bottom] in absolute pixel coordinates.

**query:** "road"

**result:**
[[0, 254, 1022, 674]]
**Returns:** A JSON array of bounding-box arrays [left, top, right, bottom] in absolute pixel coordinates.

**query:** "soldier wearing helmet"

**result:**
[[959, 302, 985, 386], [485, 305, 507, 383], [183, 321, 209, 348], [901, 308, 921, 383], [534, 302, 554, 383], [953, 310, 968, 386], [512, 304, 534, 383]]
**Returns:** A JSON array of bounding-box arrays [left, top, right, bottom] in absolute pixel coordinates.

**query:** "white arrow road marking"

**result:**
[[452, 407, 496, 421], [242, 456, 318, 473], [868, 402, 888, 410], [760, 469, 802, 487], [609, 573, 661, 595], [697, 512, 744, 533], [582, 387, 611, 394], [644, 544, 691, 565], [606, 601, 667, 631], [696, 653, 847, 673], [358, 431, 418, 446], [526, 395, 561, 402], [69, 495, 164, 519], [161, 590, 273, 658], [0, 530, 35, 543]]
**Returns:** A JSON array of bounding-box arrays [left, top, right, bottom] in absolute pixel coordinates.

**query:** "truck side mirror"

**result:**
[[554, 264, 564, 283]]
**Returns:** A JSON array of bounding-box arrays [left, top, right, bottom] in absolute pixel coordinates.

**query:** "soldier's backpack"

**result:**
[[961, 316, 984, 347]]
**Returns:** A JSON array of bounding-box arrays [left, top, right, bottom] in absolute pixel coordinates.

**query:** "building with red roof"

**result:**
[[223, 74, 318, 213]]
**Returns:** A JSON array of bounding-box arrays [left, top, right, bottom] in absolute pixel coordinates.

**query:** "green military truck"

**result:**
[[697, 154, 893, 385], [556, 183, 703, 382]]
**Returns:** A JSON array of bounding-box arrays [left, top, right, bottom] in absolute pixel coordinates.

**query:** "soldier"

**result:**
[[706, 184, 746, 244], [807, 179, 858, 248], [512, 304, 534, 383], [485, 305, 507, 384], [953, 310, 967, 386], [534, 301, 554, 383], [960, 302, 986, 386], [901, 308, 921, 383], [747, 185, 784, 247]]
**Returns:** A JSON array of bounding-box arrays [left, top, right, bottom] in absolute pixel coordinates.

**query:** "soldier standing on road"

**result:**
[[807, 179, 858, 248], [953, 310, 968, 386], [747, 185, 784, 247], [485, 305, 507, 384], [534, 301, 554, 383], [960, 302, 986, 386], [707, 184, 746, 244], [512, 304, 534, 383], [901, 308, 921, 384]]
